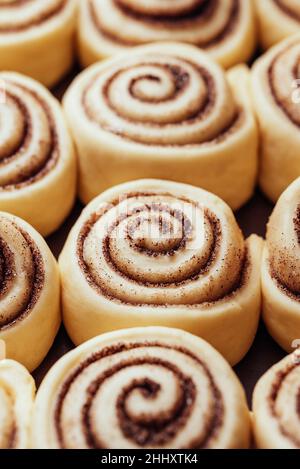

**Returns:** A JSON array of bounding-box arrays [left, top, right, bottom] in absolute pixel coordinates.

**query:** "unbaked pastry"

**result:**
[[261, 177, 300, 352], [252, 34, 300, 202], [254, 0, 300, 50], [63, 42, 258, 210], [0, 341, 35, 449], [0, 0, 77, 87], [59, 179, 263, 366], [253, 349, 300, 448], [31, 327, 251, 449], [78, 0, 256, 69], [0, 212, 60, 372], [0, 72, 76, 236]]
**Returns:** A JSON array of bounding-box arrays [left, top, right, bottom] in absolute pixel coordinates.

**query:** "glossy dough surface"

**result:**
[[0, 357, 35, 449], [59, 179, 262, 366], [253, 350, 300, 449], [0, 0, 77, 87], [252, 34, 300, 202], [0, 72, 76, 236], [78, 0, 256, 69], [31, 327, 251, 449], [64, 42, 258, 210], [254, 0, 300, 49], [0, 212, 61, 371], [261, 177, 300, 352]]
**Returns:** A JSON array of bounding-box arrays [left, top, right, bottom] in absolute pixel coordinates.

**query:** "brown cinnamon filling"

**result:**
[[274, 0, 300, 22], [0, 223, 45, 330], [268, 44, 300, 128], [0, 81, 59, 190], [270, 205, 300, 300], [76, 192, 247, 306], [0, 238, 15, 303], [0, 0, 68, 33], [88, 0, 240, 48], [54, 342, 224, 449], [269, 361, 300, 447]]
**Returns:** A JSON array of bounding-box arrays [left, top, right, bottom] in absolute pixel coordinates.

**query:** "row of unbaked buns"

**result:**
[[1, 176, 300, 449], [3, 34, 300, 237], [1, 329, 300, 450], [1, 0, 300, 86], [2, 176, 300, 370]]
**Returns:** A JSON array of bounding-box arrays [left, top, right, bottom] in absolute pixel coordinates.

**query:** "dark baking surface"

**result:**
[[32, 69, 286, 407]]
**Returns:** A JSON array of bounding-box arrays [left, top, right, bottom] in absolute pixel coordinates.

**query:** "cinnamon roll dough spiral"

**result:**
[[63, 42, 258, 210], [0, 72, 76, 236], [31, 327, 251, 449], [251, 35, 300, 203], [78, 0, 256, 69], [253, 350, 300, 449], [0, 343, 35, 449], [254, 0, 300, 50], [0, 0, 77, 87], [261, 177, 300, 352], [0, 212, 61, 372], [59, 179, 263, 366]]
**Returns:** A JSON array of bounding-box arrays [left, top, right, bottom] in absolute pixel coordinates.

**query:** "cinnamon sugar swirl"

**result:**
[[251, 35, 300, 202], [0, 0, 77, 87], [63, 42, 258, 210], [254, 0, 300, 49], [31, 327, 251, 449], [78, 0, 256, 69], [59, 179, 263, 366], [0, 212, 60, 371], [261, 177, 300, 352], [0, 72, 76, 236], [0, 341, 35, 449], [253, 350, 300, 448]]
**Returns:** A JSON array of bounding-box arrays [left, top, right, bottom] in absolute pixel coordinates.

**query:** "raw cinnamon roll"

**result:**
[[0, 0, 77, 87], [252, 34, 300, 203], [59, 179, 263, 366], [31, 327, 251, 449], [0, 72, 76, 236], [252, 350, 300, 448], [78, 0, 256, 69], [0, 341, 35, 449], [0, 212, 61, 372], [63, 42, 258, 210], [254, 0, 300, 50], [261, 177, 300, 352]]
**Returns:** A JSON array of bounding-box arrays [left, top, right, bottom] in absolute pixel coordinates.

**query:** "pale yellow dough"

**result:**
[[0, 72, 76, 237], [254, 0, 300, 50], [78, 0, 256, 69], [63, 42, 258, 210], [59, 179, 263, 366], [261, 177, 300, 352], [0, 213, 61, 372], [251, 34, 300, 203], [253, 350, 300, 449], [31, 327, 251, 449], [0, 0, 77, 87], [0, 345, 35, 449]]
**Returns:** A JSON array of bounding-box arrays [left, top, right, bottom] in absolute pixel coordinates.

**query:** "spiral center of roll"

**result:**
[[130, 72, 177, 103], [127, 209, 185, 253]]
